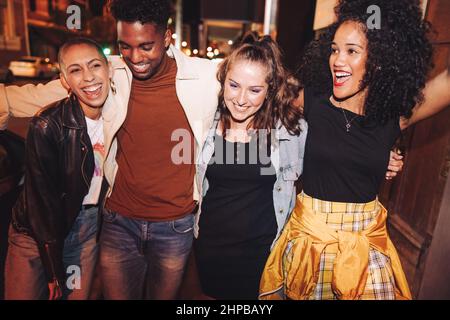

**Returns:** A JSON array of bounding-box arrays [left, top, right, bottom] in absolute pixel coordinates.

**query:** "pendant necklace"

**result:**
[[331, 96, 360, 133]]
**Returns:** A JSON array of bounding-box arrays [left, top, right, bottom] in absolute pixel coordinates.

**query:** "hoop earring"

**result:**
[[110, 78, 117, 95]]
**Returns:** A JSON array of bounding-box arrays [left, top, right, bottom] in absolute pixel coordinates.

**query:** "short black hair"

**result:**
[[108, 0, 171, 29], [58, 37, 107, 69]]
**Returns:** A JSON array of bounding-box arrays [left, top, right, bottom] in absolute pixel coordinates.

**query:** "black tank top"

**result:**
[[198, 133, 277, 253], [302, 88, 400, 203]]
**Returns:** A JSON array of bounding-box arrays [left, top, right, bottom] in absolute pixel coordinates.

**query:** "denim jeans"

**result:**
[[4, 206, 99, 300], [99, 210, 194, 300]]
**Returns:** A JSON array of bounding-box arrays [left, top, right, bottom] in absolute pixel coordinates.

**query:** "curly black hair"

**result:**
[[108, 0, 171, 29], [298, 0, 433, 124]]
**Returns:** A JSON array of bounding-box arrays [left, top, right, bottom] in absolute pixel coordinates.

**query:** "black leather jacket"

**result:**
[[12, 94, 95, 284]]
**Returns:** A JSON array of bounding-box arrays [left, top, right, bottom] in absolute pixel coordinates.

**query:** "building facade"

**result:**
[[0, 0, 29, 66]]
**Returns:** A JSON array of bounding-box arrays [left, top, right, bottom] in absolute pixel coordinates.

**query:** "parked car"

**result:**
[[9, 56, 59, 79], [0, 66, 14, 83]]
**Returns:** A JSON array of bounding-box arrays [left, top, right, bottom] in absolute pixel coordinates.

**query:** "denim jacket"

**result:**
[[195, 111, 308, 246]]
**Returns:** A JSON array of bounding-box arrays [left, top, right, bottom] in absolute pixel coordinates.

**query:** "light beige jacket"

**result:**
[[0, 45, 220, 201]]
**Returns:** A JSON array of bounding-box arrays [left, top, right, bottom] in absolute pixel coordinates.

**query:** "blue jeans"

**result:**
[[5, 206, 99, 300], [99, 210, 194, 300]]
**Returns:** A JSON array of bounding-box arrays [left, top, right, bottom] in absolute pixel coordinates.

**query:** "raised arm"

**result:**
[[0, 79, 67, 130], [400, 56, 450, 130]]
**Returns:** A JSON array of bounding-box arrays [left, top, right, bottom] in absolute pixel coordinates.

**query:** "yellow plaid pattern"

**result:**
[[283, 193, 396, 300]]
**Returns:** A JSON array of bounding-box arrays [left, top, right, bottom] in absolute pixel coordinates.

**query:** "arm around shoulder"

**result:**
[[0, 80, 67, 130]]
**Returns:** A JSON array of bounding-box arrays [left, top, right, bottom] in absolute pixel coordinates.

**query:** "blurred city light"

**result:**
[[103, 48, 111, 56]]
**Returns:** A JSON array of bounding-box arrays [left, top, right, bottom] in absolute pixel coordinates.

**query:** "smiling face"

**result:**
[[329, 21, 368, 100], [223, 59, 269, 128], [117, 21, 171, 81], [60, 44, 111, 114]]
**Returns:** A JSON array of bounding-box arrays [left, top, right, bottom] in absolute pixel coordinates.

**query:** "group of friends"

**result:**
[[0, 0, 449, 300]]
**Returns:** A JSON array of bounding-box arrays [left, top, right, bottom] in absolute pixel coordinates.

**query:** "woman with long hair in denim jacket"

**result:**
[[193, 32, 308, 300]]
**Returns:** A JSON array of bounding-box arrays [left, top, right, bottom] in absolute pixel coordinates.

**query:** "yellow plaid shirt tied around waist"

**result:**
[[259, 193, 411, 300]]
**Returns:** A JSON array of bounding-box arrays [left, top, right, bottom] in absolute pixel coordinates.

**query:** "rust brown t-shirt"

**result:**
[[106, 55, 195, 221]]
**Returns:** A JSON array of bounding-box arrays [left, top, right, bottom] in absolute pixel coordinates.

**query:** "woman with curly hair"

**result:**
[[259, 0, 450, 300], [194, 32, 307, 299]]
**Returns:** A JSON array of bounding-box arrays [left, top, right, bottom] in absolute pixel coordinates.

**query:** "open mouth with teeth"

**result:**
[[131, 63, 151, 73], [82, 84, 103, 97], [334, 71, 352, 86]]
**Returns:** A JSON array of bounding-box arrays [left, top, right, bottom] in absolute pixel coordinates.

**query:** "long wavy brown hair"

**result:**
[[217, 32, 303, 137]]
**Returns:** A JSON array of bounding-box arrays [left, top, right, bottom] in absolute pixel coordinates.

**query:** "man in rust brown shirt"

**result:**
[[99, 0, 219, 299], [106, 50, 196, 222]]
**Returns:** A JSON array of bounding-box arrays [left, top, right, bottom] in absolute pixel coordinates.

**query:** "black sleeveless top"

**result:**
[[302, 88, 401, 203], [198, 133, 277, 252], [195, 134, 277, 299]]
